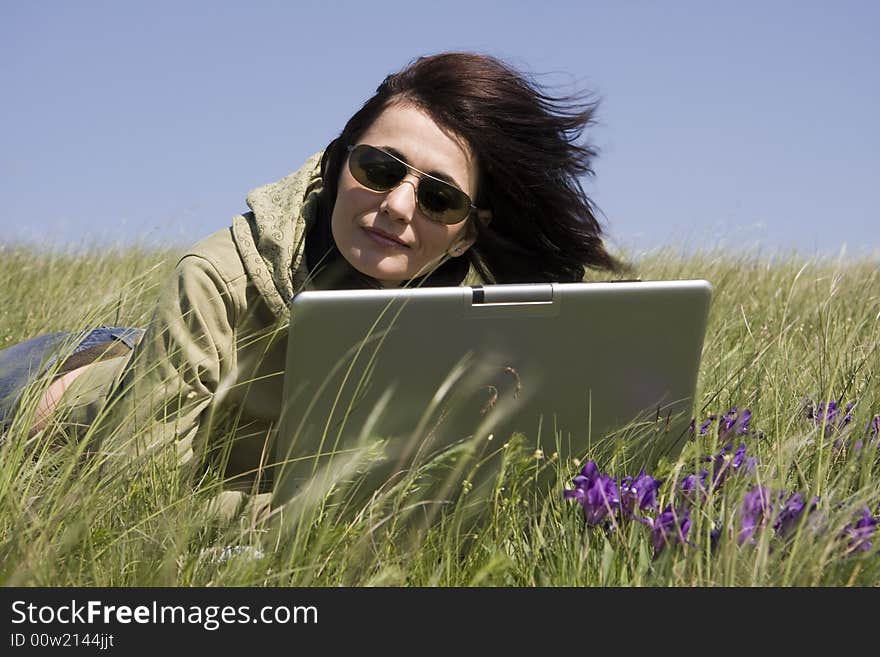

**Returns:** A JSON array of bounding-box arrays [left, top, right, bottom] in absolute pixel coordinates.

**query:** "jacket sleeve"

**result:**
[[91, 252, 238, 473]]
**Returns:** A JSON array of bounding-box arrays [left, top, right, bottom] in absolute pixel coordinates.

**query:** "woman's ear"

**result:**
[[449, 210, 492, 257], [448, 234, 476, 257], [448, 210, 491, 257]]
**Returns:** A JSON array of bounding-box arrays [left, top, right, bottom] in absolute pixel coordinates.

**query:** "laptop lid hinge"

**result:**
[[471, 284, 554, 305]]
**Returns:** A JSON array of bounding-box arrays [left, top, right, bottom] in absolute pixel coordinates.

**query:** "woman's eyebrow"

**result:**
[[382, 145, 463, 188]]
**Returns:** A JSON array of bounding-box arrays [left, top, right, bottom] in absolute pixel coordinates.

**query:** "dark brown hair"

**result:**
[[317, 52, 623, 284]]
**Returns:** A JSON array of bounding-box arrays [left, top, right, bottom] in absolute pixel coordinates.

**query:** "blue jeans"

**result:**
[[0, 326, 144, 427]]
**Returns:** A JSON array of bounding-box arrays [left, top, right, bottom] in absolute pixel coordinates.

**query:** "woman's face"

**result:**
[[331, 101, 479, 286]]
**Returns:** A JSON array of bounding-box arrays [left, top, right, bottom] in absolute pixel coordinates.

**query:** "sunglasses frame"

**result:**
[[346, 144, 477, 225]]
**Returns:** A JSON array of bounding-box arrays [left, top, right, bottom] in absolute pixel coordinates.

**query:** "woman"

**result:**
[[1, 52, 622, 511]]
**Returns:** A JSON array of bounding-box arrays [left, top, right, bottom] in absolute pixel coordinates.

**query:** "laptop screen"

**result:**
[[272, 280, 712, 510]]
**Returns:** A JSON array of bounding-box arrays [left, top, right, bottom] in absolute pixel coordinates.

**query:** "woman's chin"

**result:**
[[346, 256, 410, 286], [342, 247, 444, 285]]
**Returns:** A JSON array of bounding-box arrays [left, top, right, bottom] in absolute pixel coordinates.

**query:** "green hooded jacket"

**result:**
[[61, 153, 330, 515]]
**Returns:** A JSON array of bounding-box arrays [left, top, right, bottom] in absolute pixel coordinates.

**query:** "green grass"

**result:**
[[1, 241, 878, 586]]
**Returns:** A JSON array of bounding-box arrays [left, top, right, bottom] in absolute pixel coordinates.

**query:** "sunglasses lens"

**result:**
[[417, 180, 469, 224], [349, 145, 406, 191]]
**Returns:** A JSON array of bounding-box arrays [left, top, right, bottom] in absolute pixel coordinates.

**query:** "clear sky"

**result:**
[[2, 0, 877, 258]]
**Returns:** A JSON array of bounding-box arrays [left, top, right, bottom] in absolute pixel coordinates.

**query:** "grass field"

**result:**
[[1, 242, 878, 586]]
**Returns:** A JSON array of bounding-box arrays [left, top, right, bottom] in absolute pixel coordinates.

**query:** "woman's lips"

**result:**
[[362, 226, 410, 249]]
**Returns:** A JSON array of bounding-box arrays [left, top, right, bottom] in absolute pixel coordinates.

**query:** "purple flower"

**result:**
[[642, 505, 691, 555], [719, 407, 752, 440], [683, 407, 759, 502], [682, 443, 758, 493], [738, 486, 778, 545], [805, 399, 855, 436], [704, 442, 757, 491], [692, 409, 753, 440], [698, 414, 717, 436], [840, 506, 878, 553], [687, 415, 717, 437], [773, 492, 819, 539], [857, 415, 880, 451], [690, 406, 753, 445], [618, 470, 662, 518], [563, 461, 620, 526], [838, 412, 880, 453], [680, 469, 709, 502], [739, 487, 821, 544], [733, 443, 758, 472]]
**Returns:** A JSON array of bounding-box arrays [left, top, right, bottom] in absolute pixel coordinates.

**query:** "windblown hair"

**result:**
[[318, 52, 624, 284]]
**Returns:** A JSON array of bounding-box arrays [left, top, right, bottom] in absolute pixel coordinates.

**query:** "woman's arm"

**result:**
[[89, 251, 239, 473]]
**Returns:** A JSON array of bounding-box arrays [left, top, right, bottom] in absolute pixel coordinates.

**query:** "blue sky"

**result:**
[[2, 0, 877, 258]]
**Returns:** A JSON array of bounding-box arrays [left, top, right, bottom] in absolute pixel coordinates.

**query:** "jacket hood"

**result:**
[[231, 152, 324, 322]]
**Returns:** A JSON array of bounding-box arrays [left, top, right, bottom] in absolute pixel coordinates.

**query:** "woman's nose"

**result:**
[[380, 175, 419, 223]]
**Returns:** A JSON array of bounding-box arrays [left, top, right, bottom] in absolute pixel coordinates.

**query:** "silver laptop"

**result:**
[[272, 280, 712, 512]]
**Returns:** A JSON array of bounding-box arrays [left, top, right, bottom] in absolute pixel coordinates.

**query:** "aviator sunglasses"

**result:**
[[346, 144, 477, 224]]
